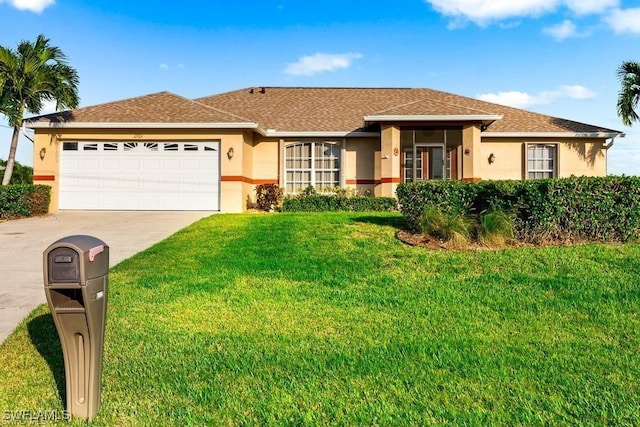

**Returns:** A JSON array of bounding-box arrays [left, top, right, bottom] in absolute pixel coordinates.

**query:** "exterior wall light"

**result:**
[[227, 147, 234, 159], [39, 147, 46, 160], [488, 153, 496, 164]]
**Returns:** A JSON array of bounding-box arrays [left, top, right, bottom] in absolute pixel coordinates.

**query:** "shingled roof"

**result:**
[[26, 91, 252, 125], [27, 87, 622, 136]]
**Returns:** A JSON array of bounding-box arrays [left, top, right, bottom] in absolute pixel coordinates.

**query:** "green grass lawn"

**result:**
[[1, 212, 640, 425]]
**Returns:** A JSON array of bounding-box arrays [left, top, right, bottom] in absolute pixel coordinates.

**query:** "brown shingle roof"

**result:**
[[197, 87, 620, 134], [27, 91, 251, 124], [28, 87, 621, 135]]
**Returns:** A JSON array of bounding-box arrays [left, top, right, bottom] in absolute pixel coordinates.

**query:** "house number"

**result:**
[[133, 134, 144, 139]]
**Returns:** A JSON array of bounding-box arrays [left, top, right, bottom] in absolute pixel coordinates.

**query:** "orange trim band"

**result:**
[[220, 176, 278, 185], [380, 177, 400, 183], [462, 177, 482, 182], [33, 175, 55, 181], [346, 179, 380, 185]]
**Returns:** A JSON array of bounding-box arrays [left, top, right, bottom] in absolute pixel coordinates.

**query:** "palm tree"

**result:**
[[0, 34, 79, 185], [617, 61, 640, 127]]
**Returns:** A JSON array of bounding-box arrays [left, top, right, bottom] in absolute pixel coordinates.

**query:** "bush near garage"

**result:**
[[282, 186, 397, 212], [0, 185, 51, 219], [396, 176, 640, 243], [255, 184, 285, 211]]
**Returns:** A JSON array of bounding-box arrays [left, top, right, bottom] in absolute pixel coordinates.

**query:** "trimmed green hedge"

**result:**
[[396, 176, 640, 243], [282, 194, 398, 212], [0, 185, 51, 219]]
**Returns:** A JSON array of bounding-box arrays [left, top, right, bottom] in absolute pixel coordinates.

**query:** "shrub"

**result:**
[[478, 210, 514, 247], [396, 176, 640, 244], [255, 184, 284, 211], [0, 185, 51, 219], [282, 190, 397, 212], [420, 205, 474, 248]]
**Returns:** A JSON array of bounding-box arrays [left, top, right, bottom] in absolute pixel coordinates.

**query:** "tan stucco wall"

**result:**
[[462, 125, 482, 180], [380, 125, 400, 197], [252, 137, 280, 183], [345, 137, 379, 195], [480, 137, 607, 180], [32, 133, 60, 209]]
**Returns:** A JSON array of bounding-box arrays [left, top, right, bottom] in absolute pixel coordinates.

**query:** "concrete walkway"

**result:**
[[0, 211, 213, 344]]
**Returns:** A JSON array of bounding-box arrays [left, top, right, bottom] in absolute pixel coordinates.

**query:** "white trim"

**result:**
[[25, 121, 260, 130], [264, 130, 379, 138], [364, 114, 503, 123], [24, 121, 380, 138], [483, 131, 624, 138]]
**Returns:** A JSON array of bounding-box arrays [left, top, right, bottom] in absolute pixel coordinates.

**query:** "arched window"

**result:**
[[285, 142, 340, 192]]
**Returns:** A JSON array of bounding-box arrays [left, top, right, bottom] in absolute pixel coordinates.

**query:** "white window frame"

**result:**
[[525, 143, 558, 179], [284, 141, 341, 193]]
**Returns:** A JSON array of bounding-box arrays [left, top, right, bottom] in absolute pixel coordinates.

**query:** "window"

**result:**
[[285, 142, 340, 192], [527, 144, 557, 179], [62, 142, 78, 151]]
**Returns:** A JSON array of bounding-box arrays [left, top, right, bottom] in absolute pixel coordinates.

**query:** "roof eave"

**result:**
[[482, 131, 625, 138], [363, 114, 504, 126], [24, 121, 260, 130], [263, 130, 379, 138]]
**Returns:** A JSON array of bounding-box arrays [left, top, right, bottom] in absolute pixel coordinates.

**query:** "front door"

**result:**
[[402, 143, 445, 182]]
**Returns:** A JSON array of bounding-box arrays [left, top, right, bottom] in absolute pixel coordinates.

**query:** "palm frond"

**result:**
[[617, 61, 640, 126]]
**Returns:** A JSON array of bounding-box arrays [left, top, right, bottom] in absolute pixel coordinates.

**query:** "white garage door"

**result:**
[[60, 141, 220, 210]]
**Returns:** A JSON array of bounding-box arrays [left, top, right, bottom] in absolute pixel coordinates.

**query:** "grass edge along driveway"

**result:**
[[1, 212, 639, 426]]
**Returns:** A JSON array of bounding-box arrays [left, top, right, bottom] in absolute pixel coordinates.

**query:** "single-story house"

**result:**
[[25, 87, 624, 212]]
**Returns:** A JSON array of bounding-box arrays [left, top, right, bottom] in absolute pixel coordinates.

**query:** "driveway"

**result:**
[[0, 211, 213, 344]]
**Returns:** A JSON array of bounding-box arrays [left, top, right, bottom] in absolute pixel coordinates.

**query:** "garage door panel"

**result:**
[[60, 141, 220, 210], [102, 158, 120, 170]]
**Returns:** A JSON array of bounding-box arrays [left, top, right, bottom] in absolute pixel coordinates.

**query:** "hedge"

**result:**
[[0, 185, 51, 219], [396, 176, 640, 243], [282, 194, 398, 212]]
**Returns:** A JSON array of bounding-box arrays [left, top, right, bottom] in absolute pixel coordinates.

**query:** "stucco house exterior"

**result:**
[[25, 87, 624, 213]]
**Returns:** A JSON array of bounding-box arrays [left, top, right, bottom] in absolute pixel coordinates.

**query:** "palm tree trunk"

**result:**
[[1, 126, 21, 185]]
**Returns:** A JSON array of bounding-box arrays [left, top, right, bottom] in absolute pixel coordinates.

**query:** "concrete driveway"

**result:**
[[0, 211, 213, 344]]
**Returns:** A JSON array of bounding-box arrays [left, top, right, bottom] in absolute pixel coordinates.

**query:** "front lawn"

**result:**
[[1, 212, 639, 425]]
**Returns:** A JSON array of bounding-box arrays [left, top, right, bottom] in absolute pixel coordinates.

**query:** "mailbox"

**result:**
[[44, 235, 109, 420]]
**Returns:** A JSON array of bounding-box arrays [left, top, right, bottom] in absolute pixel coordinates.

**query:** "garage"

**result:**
[[59, 141, 220, 210]]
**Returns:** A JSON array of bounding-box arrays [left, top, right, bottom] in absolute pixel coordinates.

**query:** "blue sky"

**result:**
[[1, 0, 639, 174]]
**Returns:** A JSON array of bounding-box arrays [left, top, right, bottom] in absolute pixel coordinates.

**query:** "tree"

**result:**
[[0, 34, 79, 185], [617, 61, 640, 127]]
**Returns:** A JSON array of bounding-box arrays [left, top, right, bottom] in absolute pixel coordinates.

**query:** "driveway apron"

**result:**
[[0, 211, 213, 344]]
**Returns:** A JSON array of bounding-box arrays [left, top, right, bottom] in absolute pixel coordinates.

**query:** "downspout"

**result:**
[[20, 124, 34, 143], [603, 135, 622, 176], [603, 137, 615, 150]]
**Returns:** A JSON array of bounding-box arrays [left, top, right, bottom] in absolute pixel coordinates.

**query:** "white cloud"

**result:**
[[477, 85, 596, 109], [284, 52, 363, 76], [424, 0, 619, 27], [564, 0, 618, 15], [425, 0, 557, 26], [605, 8, 640, 34], [543, 20, 578, 40], [159, 64, 169, 69], [0, 0, 54, 13]]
